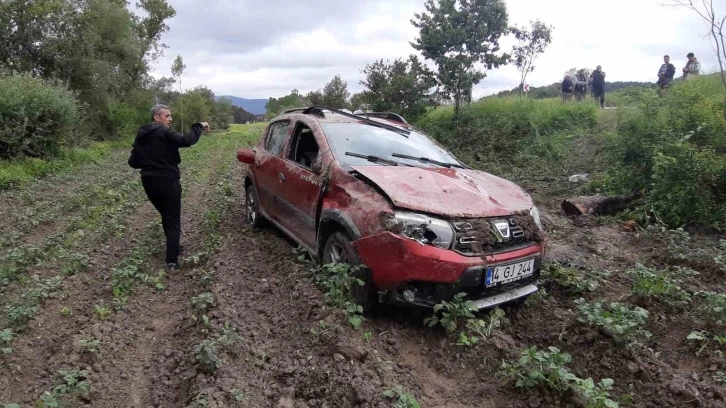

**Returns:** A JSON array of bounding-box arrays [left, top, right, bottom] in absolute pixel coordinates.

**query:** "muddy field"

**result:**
[[1, 124, 725, 408]]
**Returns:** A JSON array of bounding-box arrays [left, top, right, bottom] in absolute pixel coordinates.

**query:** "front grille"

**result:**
[[452, 217, 535, 257]]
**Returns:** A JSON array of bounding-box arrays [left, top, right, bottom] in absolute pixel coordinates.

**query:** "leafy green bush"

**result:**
[[0, 136, 131, 190], [628, 264, 694, 306], [0, 73, 82, 159], [592, 75, 726, 229], [424, 292, 475, 334], [500, 346, 631, 407], [313, 263, 365, 328], [575, 299, 650, 344]]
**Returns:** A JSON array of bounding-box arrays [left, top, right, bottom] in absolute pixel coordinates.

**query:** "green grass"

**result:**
[[0, 136, 133, 190]]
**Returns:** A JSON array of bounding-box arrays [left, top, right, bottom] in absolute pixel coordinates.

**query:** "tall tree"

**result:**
[[322, 75, 350, 108], [171, 55, 186, 129], [359, 55, 436, 121], [510, 20, 554, 98], [411, 0, 510, 116], [667, 0, 726, 121]]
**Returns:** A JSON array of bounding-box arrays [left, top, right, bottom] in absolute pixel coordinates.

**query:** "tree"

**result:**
[[264, 89, 309, 119], [306, 90, 324, 106], [0, 0, 177, 140], [349, 93, 366, 111], [322, 75, 350, 108], [510, 20, 553, 98], [565, 67, 591, 79], [171, 55, 186, 129], [411, 0, 510, 116], [231, 105, 258, 124], [359, 55, 437, 121], [667, 0, 726, 121]]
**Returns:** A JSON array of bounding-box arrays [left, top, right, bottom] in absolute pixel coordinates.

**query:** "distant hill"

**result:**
[[216, 96, 268, 115]]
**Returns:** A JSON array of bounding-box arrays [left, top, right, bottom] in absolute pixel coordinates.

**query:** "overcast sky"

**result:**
[[149, 0, 718, 100]]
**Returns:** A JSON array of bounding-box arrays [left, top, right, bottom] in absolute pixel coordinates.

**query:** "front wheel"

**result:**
[[245, 184, 264, 229], [322, 231, 377, 311]]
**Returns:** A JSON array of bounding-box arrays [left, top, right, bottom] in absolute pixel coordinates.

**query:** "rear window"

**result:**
[[320, 123, 460, 168]]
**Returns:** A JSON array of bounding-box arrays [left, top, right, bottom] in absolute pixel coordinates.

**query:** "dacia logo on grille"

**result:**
[[493, 221, 510, 239]]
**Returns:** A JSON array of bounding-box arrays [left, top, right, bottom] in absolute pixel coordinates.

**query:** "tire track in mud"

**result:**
[[86, 140, 235, 407], [0, 139, 231, 406], [182, 190, 509, 408]]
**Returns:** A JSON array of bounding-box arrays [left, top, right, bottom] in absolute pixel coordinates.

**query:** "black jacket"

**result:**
[[562, 78, 574, 93], [128, 122, 204, 179], [591, 71, 605, 91]]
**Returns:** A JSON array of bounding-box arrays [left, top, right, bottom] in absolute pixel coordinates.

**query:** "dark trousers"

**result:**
[[593, 89, 605, 107], [142, 176, 182, 264]]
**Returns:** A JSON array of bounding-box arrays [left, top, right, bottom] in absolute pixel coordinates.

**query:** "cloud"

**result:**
[[150, 0, 719, 100]]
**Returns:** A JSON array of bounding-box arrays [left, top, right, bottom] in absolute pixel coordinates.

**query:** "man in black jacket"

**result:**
[[657, 55, 676, 93], [562, 74, 574, 102], [590, 66, 606, 108], [128, 105, 209, 270]]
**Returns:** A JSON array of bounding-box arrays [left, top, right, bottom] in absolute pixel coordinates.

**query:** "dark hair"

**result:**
[[687, 52, 695, 58], [664, 55, 670, 58]]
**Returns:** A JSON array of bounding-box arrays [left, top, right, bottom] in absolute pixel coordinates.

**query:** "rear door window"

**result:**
[[264, 120, 290, 156]]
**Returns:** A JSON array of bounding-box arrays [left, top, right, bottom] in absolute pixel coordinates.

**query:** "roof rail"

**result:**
[[361, 112, 409, 125], [301, 106, 411, 137], [282, 107, 308, 114]]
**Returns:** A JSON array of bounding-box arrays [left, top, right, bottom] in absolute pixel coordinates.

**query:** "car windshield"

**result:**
[[321, 122, 461, 169]]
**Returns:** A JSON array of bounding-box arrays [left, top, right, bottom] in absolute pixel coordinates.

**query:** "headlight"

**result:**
[[393, 211, 454, 249], [529, 205, 543, 230]]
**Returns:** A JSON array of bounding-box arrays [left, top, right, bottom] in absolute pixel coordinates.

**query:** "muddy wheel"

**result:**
[[245, 184, 264, 229], [322, 231, 377, 311]]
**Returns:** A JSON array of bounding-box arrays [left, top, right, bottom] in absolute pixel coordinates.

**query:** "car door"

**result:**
[[254, 119, 291, 223], [276, 119, 324, 250]]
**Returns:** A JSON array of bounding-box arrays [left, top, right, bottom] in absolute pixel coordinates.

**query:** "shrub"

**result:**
[[416, 97, 597, 176], [500, 346, 630, 407], [628, 264, 694, 306], [593, 75, 726, 229], [575, 299, 650, 344], [0, 73, 82, 159]]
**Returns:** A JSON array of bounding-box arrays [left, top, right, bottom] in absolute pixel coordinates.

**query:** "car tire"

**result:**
[[322, 231, 377, 312], [245, 184, 264, 229]]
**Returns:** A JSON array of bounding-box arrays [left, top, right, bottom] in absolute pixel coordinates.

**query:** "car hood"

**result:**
[[350, 165, 533, 218]]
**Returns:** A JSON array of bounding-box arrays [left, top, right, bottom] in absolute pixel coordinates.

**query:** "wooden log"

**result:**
[[561, 193, 641, 216]]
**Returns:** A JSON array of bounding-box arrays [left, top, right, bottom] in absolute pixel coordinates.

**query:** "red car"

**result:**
[[237, 106, 545, 311]]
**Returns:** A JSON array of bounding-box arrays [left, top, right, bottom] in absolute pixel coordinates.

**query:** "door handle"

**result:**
[[278, 173, 286, 182]]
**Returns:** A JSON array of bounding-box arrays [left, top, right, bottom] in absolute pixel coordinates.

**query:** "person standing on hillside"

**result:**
[[590, 65, 606, 108], [682, 52, 701, 80], [657, 55, 676, 93], [574, 70, 588, 101], [128, 105, 209, 270], [562, 74, 574, 102]]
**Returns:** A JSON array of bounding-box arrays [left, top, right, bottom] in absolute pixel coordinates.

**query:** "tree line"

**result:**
[[0, 0, 245, 160]]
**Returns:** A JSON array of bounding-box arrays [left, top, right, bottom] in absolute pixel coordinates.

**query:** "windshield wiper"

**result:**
[[345, 152, 400, 166], [391, 153, 464, 168]]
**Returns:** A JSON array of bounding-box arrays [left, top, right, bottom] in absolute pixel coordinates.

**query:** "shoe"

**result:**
[[166, 263, 179, 271]]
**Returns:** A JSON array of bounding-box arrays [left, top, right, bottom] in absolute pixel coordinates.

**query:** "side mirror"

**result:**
[[311, 156, 324, 175], [236, 149, 255, 165]]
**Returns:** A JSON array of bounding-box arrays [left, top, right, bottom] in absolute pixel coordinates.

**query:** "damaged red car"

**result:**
[[237, 106, 545, 311]]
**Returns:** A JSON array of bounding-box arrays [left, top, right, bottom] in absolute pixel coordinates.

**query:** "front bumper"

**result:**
[[353, 231, 543, 309]]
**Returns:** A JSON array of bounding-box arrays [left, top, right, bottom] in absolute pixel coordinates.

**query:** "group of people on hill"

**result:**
[[561, 66, 607, 107], [561, 52, 701, 107]]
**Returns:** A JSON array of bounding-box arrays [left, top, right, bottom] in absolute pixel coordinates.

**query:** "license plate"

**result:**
[[485, 258, 535, 287]]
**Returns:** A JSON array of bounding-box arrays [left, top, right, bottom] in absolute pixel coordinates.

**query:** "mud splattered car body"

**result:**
[[237, 106, 544, 310]]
